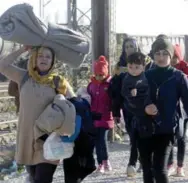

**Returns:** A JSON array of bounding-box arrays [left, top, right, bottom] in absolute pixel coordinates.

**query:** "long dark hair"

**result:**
[[119, 37, 141, 67]]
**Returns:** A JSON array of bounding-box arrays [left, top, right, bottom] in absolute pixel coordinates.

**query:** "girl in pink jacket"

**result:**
[[87, 56, 114, 173]]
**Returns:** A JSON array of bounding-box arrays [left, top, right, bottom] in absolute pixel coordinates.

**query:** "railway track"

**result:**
[[0, 83, 17, 144]]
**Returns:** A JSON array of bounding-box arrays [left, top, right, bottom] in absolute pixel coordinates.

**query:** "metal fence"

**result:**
[[116, 34, 185, 64]]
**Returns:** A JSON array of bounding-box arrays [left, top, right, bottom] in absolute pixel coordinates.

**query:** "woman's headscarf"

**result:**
[[28, 47, 68, 95]]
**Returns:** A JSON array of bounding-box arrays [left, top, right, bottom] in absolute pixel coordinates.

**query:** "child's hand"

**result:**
[[145, 104, 158, 115], [131, 88, 137, 97]]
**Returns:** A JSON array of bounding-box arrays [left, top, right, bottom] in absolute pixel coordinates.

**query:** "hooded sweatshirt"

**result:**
[[173, 44, 188, 75], [88, 56, 114, 129]]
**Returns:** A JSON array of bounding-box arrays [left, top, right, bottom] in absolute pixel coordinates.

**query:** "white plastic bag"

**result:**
[[43, 132, 73, 161]]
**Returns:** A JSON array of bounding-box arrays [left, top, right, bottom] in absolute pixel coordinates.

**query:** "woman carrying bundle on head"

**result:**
[[0, 46, 76, 183]]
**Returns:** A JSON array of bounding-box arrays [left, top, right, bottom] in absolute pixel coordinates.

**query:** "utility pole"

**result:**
[[91, 0, 110, 60]]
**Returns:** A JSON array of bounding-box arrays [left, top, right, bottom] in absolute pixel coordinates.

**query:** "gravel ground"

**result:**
[[1, 139, 188, 183], [0, 113, 17, 122]]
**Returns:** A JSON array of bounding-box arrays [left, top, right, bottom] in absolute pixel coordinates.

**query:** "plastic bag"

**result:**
[[43, 132, 73, 161]]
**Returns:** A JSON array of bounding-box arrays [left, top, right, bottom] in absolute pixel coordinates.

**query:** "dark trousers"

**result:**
[[63, 154, 95, 183], [122, 109, 132, 137], [129, 130, 140, 167], [95, 127, 109, 164], [26, 163, 57, 183], [123, 110, 139, 166], [137, 134, 173, 183], [168, 120, 187, 167], [63, 132, 96, 183]]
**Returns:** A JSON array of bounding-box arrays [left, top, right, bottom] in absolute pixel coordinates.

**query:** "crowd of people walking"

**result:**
[[3, 34, 188, 183]]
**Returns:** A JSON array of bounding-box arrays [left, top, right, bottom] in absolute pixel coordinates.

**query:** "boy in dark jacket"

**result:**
[[142, 38, 188, 183], [121, 52, 150, 177], [121, 52, 151, 116], [122, 52, 162, 176], [110, 52, 156, 177]]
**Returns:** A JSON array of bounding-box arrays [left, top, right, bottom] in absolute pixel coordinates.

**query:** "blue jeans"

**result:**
[[95, 128, 109, 164]]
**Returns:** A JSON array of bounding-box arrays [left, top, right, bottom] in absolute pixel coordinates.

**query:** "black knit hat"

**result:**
[[152, 39, 174, 59], [156, 34, 168, 40]]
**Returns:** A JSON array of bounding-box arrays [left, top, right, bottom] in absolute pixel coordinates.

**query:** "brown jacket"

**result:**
[[1, 60, 75, 165], [8, 58, 28, 113]]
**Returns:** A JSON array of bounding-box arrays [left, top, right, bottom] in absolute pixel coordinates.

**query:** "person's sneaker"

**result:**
[[127, 165, 137, 177], [167, 164, 176, 177], [96, 164, 105, 173], [176, 167, 185, 177], [137, 164, 142, 173], [103, 160, 112, 171]]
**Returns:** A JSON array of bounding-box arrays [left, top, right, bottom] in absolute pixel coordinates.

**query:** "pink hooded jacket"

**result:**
[[87, 76, 114, 129]]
